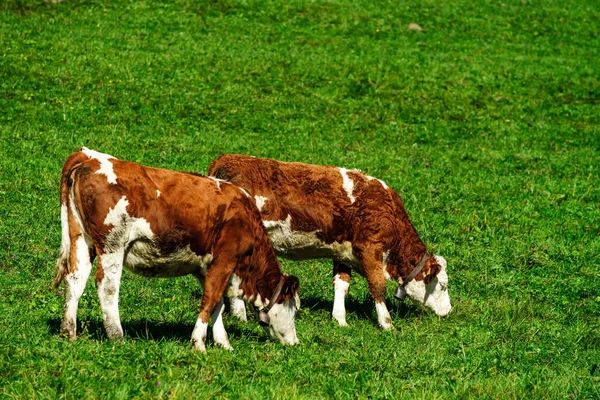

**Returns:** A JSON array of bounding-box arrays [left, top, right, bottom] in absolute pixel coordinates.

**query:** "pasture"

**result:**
[[1, 0, 599, 398]]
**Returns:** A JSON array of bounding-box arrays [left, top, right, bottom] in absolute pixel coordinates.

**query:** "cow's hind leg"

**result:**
[[332, 261, 352, 327], [95, 250, 125, 339], [61, 236, 94, 340]]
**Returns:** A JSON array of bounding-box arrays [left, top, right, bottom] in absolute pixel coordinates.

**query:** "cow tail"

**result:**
[[53, 149, 88, 289]]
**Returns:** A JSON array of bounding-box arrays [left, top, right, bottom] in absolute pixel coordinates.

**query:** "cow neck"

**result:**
[[401, 252, 429, 286]]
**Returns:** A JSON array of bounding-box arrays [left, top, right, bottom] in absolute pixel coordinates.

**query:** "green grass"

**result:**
[[1, 0, 599, 398]]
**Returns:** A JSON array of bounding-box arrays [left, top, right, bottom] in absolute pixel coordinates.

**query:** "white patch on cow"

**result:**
[[263, 215, 360, 267], [332, 275, 350, 326], [251, 294, 264, 309], [211, 299, 232, 350], [339, 168, 356, 203], [61, 235, 93, 339], [82, 147, 118, 184], [227, 274, 247, 321], [191, 319, 209, 353], [367, 175, 388, 190], [382, 250, 391, 279], [59, 204, 70, 260], [255, 195, 268, 212], [238, 187, 251, 198], [403, 255, 452, 317], [103, 195, 212, 277], [209, 176, 229, 190], [268, 295, 300, 346], [156, 190, 161, 198], [375, 301, 393, 330]]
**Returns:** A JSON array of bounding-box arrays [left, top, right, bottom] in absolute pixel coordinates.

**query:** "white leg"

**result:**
[[61, 236, 93, 340], [375, 302, 393, 330], [191, 319, 209, 353], [211, 298, 232, 350], [229, 296, 247, 322], [332, 274, 349, 327], [97, 252, 124, 339]]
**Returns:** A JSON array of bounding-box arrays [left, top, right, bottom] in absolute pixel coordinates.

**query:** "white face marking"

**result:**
[[339, 168, 356, 203], [81, 147, 118, 184], [403, 255, 452, 316], [263, 215, 360, 266], [332, 275, 350, 326], [191, 319, 209, 353], [156, 190, 161, 197], [375, 301, 393, 330], [254, 195, 268, 212], [268, 295, 299, 345]]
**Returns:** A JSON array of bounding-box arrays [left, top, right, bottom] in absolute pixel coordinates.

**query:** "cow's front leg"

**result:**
[[227, 274, 247, 322], [60, 236, 93, 340], [360, 246, 393, 330], [191, 259, 236, 353], [96, 250, 125, 339], [332, 261, 351, 327]]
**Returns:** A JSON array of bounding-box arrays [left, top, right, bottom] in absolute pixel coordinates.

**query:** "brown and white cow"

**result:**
[[53, 148, 300, 352], [208, 155, 451, 329]]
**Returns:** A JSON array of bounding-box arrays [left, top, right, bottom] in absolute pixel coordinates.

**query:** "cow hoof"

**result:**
[[191, 339, 207, 354], [380, 323, 394, 331], [217, 342, 234, 351], [335, 319, 348, 327]]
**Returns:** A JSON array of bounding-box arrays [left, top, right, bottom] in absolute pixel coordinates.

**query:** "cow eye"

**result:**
[[440, 283, 447, 290]]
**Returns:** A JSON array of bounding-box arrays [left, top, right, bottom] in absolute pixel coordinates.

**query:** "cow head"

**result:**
[[267, 275, 300, 345], [404, 255, 451, 316]]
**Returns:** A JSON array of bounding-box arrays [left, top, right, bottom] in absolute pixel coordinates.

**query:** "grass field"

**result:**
[[1, 0, 599, 398]]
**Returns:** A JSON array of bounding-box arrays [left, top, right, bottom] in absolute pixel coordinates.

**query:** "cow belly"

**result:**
[[124, 241, 213, 278], [263, 217, 360, 267]]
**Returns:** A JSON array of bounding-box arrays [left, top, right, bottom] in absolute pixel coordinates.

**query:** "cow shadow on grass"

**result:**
[[46, 317, 269, 344], [299, 295, 423, 324]]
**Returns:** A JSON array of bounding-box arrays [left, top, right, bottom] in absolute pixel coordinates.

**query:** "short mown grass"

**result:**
[[1, 0, 599, 398]]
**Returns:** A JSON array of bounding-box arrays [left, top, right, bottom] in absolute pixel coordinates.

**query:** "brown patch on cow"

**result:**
[[208, 154, 439, 286], [421, 256, 442, 284], [57, 149, 299, 340]]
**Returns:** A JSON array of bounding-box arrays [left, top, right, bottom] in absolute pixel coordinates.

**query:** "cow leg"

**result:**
[[211, 298, 233, 350], [361, 247, 394, 330], [60, 236, 93, 340], [227, 274, 247, 322], [96, 250, 125, 339], [332, 261, 351, 327], [191, 257, 236, 353]]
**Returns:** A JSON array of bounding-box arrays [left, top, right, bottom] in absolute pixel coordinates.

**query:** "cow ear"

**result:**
[[280, 275, 300, 301], [423, 257, 441, 285]]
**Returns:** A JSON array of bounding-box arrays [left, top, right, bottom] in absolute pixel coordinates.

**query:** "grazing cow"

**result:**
[[208, 155, 451, 329], [53, 148, 300, 352]]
